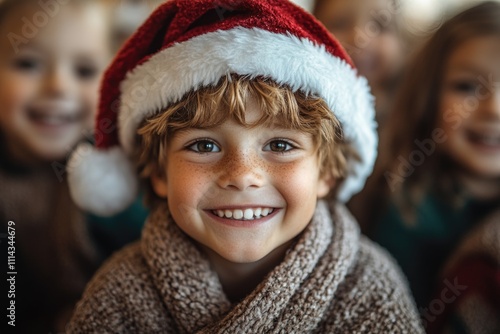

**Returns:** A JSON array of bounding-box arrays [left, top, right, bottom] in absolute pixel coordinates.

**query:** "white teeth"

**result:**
[[31, 113, 78, 126], [243, 209, 253, 219], [233, 210, 243, 219], [212, 207, 275, 220], [44, 116, 64, 125], [469, 131, 500, 146]]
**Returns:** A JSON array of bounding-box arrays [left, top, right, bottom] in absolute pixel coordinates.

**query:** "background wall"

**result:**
[[291, 0, 314, 11]]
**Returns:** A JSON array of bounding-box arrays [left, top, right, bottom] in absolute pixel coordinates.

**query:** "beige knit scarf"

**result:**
[[141, 200, 359, 333]]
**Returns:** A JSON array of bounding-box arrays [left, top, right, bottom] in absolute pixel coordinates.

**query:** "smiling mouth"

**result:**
[[28, 110, 81, 126], [210, 207, 275, 221], [467, 130, 500, 147], [27, 99, 84, 127]]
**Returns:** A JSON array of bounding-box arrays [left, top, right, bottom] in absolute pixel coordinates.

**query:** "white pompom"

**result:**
[[67, 143, 139, 216]]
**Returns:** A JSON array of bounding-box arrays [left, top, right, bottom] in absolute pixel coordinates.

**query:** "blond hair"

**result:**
[[135, 75, 350, 207]]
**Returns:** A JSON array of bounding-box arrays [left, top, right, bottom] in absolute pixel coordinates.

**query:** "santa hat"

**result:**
[[68, 0, 377, 216]]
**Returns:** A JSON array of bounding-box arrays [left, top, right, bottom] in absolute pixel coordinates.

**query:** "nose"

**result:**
[[216, 150, 265, 191], [43, 63, 77, 98]]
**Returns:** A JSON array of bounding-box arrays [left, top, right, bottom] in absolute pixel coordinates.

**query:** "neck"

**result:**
[[200, 240, 294, 303]]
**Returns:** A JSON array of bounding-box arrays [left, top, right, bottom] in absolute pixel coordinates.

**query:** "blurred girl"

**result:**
[[353, 2, 500, 333], [313, 0, 406, 123], [0, 0, 110, 331]]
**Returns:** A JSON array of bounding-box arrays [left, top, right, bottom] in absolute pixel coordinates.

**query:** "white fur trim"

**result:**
[[67, 143, 138, 216], [119, 27, 377, 201]]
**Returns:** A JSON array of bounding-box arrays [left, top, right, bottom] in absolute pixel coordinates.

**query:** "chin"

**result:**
[[28, 145, 71, 163], [216, 247, 271, 264]]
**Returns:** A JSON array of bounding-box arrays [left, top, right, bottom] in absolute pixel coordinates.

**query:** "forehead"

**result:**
[[445, 35, 500, 77], [241, 95, 263, 124], [0, 3, 108, 57]]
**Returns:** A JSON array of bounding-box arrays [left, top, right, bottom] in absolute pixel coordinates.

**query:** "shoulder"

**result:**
[[68, 242, 173, 333], [355, 236, 418, 301], [324, 205, 425, 333], [343, 237, 423, 332]]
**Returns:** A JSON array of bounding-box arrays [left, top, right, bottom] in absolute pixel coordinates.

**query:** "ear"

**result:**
[[151, 173, 168, 198], [317, 173, 335, 199]]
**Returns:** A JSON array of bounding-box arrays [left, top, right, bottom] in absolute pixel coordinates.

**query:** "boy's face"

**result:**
[[315, 0, 403, 87], [0, 3, 109, 162], [152, 97, 331, 263], [437, 35, 500, 178]]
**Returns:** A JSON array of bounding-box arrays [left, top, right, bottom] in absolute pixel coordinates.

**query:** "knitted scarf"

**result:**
[[69, 201, 424, 333]]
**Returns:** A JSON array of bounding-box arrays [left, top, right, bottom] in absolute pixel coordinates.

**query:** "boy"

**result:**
[[67, 0, 424, 332]]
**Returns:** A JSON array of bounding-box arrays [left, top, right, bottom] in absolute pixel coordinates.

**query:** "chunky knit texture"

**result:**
[[68, 201, 424, 333]]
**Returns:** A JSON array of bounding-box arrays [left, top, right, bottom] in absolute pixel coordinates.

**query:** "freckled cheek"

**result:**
[[167, 161, 216, 208], [267, 159, 320, 207]]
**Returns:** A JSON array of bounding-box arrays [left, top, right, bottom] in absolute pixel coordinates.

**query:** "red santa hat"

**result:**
[[68, 0, 377, 216]]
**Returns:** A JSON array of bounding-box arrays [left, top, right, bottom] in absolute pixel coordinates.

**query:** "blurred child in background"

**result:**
[[313, 0, 406, 124], [0, 0, 110, 331], [352, 2, 500, 333], [109, 0, 163, 52]]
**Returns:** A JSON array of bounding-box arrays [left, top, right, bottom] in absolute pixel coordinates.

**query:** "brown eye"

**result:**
[[188, 140, 220, 153], [13, 57, 41, 72], [271, 141, 286, 151], [75, 64, 98, 80], [265, 140, 294, 152], [450, 81, 477, 94]]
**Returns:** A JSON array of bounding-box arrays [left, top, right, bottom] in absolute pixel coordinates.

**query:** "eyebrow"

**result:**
[[15, 43, 43, 54]]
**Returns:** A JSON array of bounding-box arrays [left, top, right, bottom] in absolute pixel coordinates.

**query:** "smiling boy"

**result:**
[[67, 0, 423, 332]]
